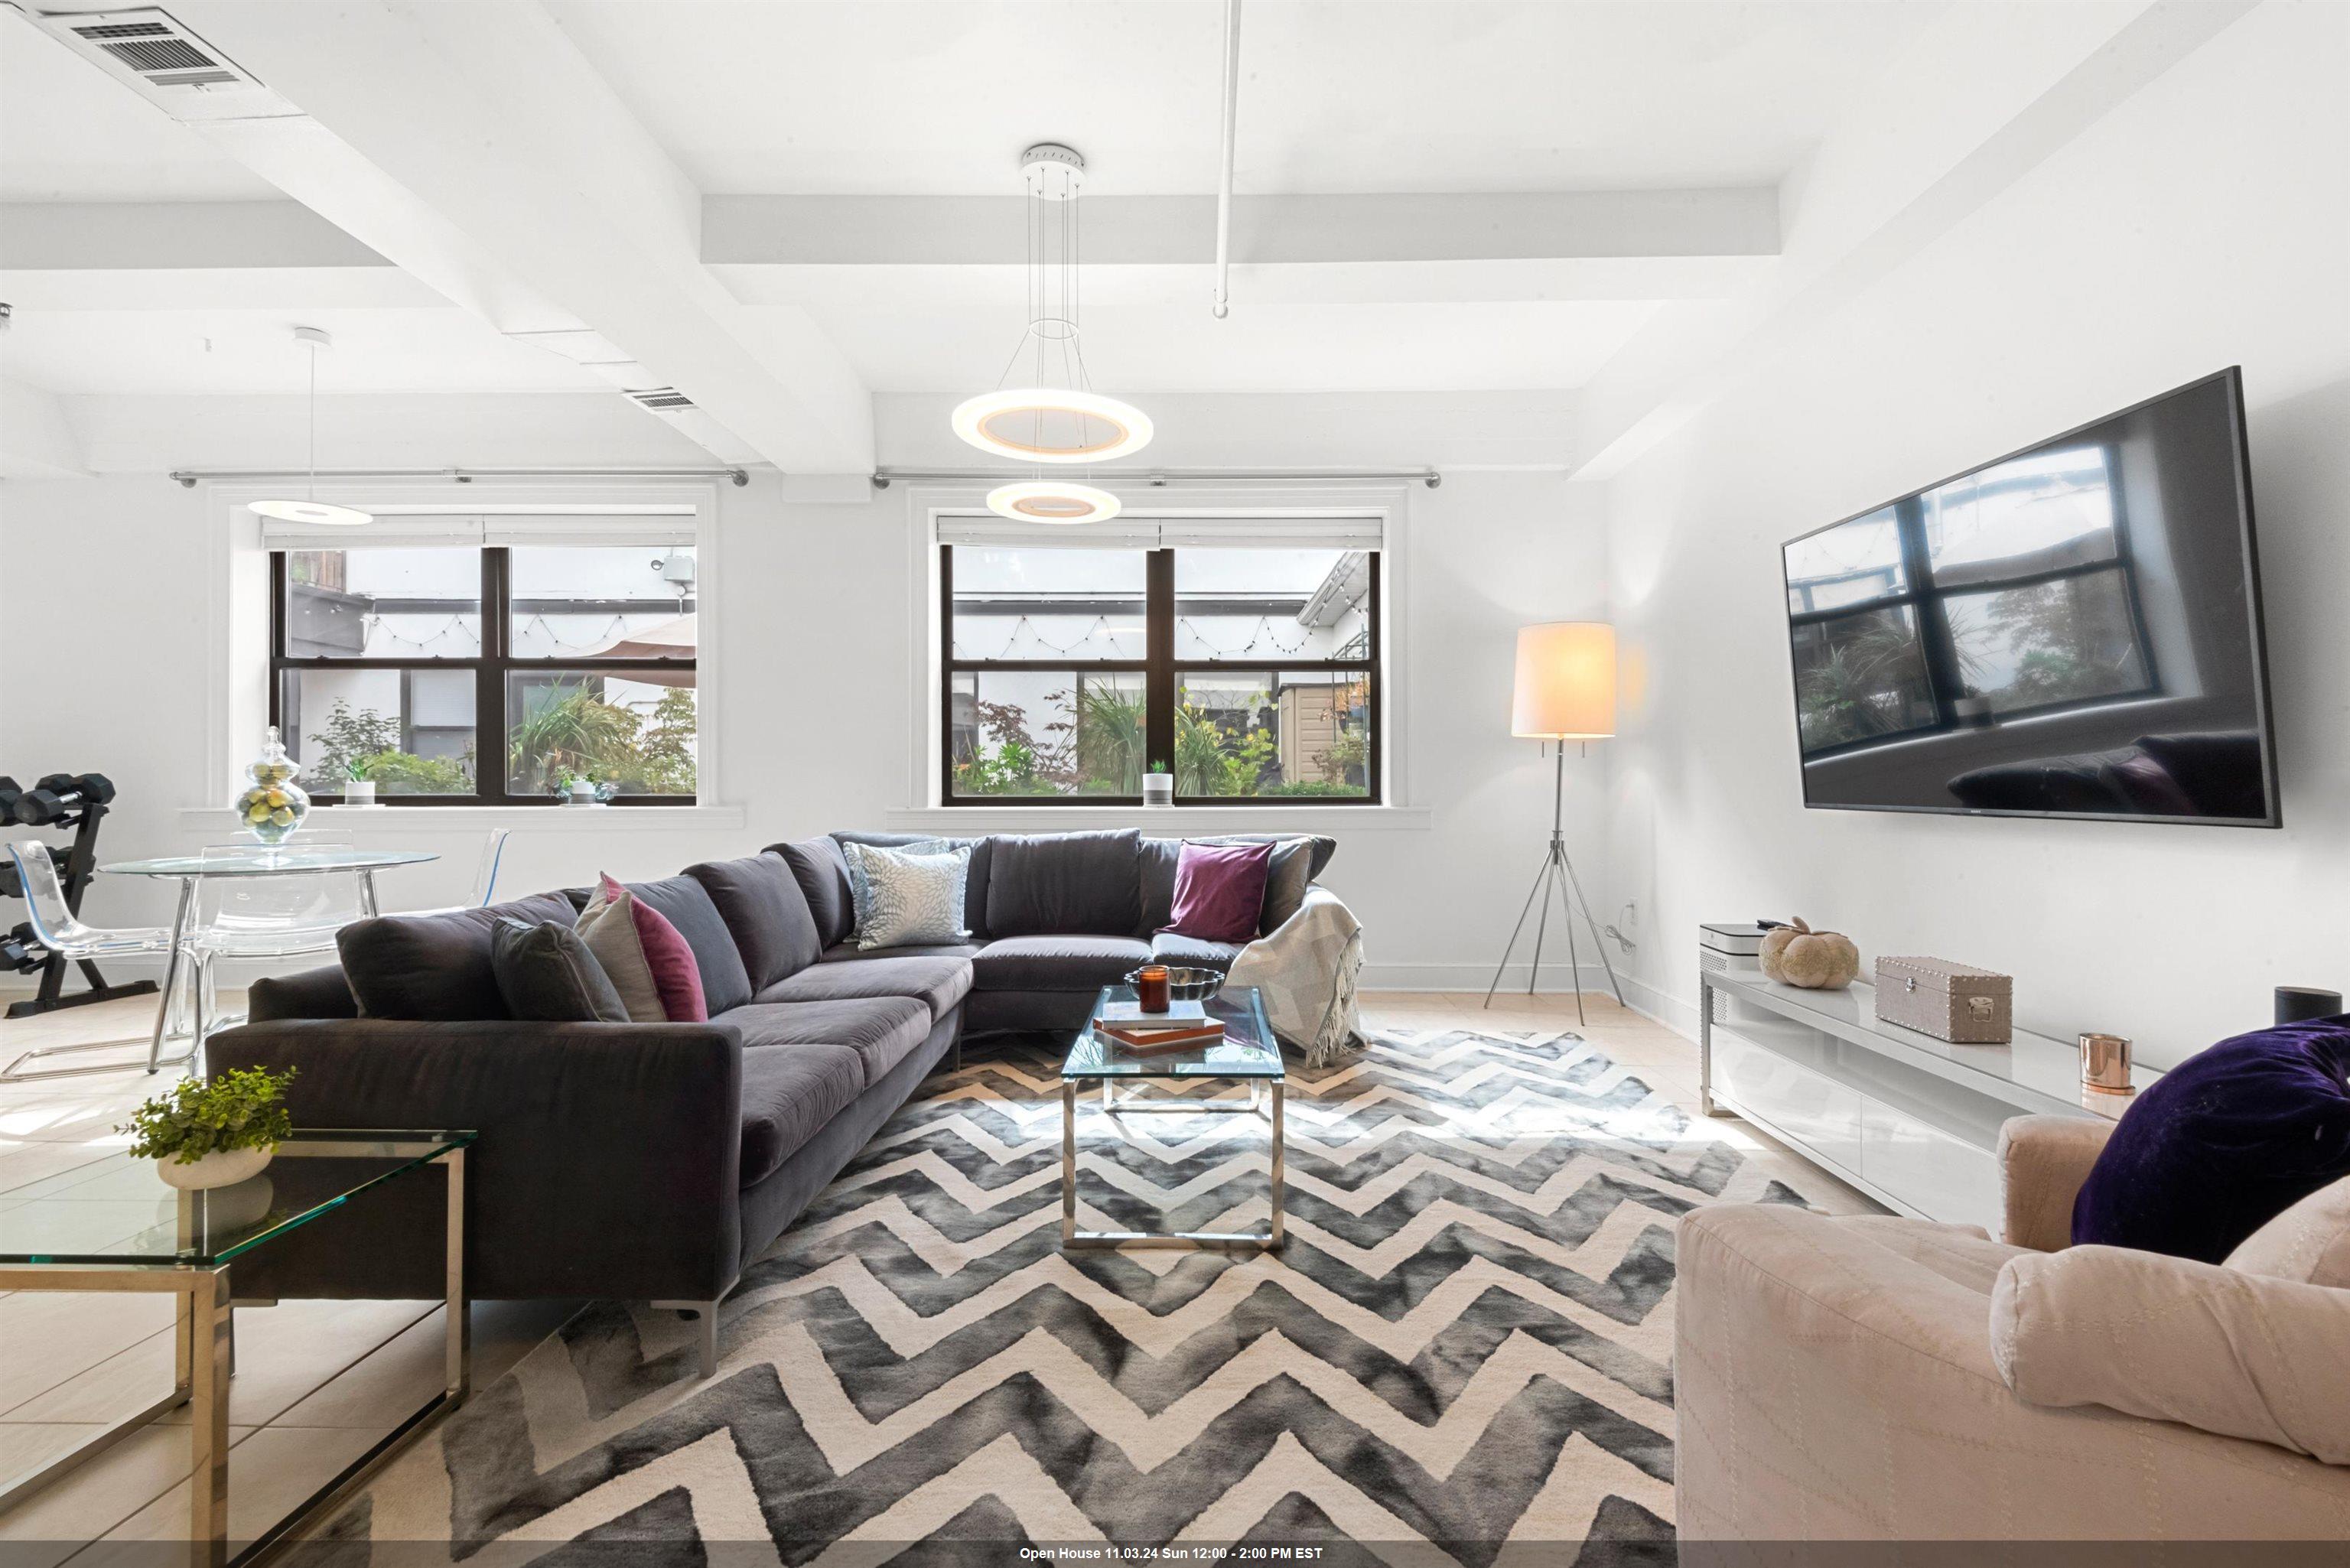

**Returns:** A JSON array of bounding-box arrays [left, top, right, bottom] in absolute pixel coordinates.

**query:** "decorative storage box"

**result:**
[[1875, 956, 2013, 1043]]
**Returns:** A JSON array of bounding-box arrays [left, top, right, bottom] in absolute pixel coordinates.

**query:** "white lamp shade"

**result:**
[[1512, 622, 1616, 739]]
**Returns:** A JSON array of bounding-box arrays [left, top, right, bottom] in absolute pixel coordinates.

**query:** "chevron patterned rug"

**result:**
[[328, 1025, 1827, 1565]]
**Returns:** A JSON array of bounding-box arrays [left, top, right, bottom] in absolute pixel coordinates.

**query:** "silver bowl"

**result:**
[[1125, 965, 1224, 1002]]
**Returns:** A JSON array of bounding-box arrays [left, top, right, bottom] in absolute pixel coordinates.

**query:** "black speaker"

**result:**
[[2275, 987, 2345, 1026]]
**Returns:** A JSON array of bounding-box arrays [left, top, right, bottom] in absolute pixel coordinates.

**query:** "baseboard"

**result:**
[[1359, 961, 1622, 994], [1617, 971, 1701, 1043]]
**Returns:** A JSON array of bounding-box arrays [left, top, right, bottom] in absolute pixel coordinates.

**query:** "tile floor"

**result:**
[[0, 986, 1873, 1560]]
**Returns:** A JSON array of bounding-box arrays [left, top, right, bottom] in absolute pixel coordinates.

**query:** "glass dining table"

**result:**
[[103, 847, 438, 1069]]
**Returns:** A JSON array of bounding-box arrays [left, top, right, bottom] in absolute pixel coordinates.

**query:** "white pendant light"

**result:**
[[956, 144, 1154, 483], [249, 327, 370, 527], [985, 481, 1122, 524]]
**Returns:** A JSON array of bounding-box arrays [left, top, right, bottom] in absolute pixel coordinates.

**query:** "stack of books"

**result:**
[[1095, 998, 1225, 1056]]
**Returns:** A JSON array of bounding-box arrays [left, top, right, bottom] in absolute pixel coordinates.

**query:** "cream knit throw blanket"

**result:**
[[1223, 886, 1365, 1068]]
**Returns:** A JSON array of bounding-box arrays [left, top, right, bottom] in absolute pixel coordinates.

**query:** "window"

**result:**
[[941, 536, 1378, 804], [1786, 444, 2156, 758], [271, 542, 698, 804]]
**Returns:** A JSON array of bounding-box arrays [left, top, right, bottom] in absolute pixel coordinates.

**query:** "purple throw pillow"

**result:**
[[2073, 1017, 2350, 1262], [1163, 839, 1275, 945]]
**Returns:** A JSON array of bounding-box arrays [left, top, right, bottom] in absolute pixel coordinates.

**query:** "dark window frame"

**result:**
[[939, 543, 1382, 806], [269, 546, 698, 806]]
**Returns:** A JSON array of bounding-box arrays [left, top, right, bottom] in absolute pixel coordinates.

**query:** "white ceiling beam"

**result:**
[[1569, 0, 2257, 480], [0, 377, 91, 478], [162, 0, 872, 473], [706, 189, 1779, 307], [0, 199, 437, 311]]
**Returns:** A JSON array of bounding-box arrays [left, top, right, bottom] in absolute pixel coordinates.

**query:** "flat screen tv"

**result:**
[[1781, 367, 2278, 825]]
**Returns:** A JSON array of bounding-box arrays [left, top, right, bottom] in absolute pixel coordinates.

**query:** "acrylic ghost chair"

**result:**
[[1, 840, 186, 1082], [392, 828, 510, 917], [172, 839, 371, 1072]]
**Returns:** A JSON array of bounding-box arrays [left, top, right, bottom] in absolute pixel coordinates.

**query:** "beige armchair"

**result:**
[[1674, 1116, 2350, 1543]]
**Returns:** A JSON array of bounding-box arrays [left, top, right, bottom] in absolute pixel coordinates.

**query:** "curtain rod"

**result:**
[[170, 466, 752, 488], [871, 466, 1440, 489]]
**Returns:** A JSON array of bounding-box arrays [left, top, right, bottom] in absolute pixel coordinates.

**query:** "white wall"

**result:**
[[1601, 2, 2350, 1067], [0, 399, 1606, 992]]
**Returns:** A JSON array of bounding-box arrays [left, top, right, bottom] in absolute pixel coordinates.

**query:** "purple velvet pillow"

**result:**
[[2073, 1017, 2350, 1262], [1162, 839, 1275, 945]]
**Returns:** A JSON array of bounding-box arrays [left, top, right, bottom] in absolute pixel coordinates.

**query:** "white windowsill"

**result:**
[[883, 804, 1431, 832], [177, 803, 747, 831]]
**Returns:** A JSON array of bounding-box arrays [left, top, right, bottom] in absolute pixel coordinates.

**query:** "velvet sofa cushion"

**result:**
[[2073, 1018, 2350, 1262], [725, 997, 932, 1088], [985, 828, 1141, 937], [620, 873, 753, 1015], [757, 953, 973, 1023], [972, 934, 1153, 994], [685, 851, 822, 991], [489, 917, 629, 1023], [1164, 839, 1275, 943], [836, 831, 992, 939], [773, 836, 857, 949], [1151, 932, 1245, 971], [336, 891, 579, 1020], [737, 1041, 867, 1185], [819, 941, 979, 965]]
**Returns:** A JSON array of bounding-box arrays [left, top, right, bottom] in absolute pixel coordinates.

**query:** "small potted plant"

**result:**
[[556, 770, 602, 807], [1142, 762, 1174, 807], [344, 755, 377, 807], [119, 1066, 298, 1190]]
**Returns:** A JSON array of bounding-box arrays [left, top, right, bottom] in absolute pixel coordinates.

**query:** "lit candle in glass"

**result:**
[[1136, 965, 1170, 1013]]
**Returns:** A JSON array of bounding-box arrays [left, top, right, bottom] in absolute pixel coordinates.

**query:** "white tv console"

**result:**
[[1698, 964, 2159, 1235]]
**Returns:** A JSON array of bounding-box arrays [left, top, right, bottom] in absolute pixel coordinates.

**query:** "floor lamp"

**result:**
[[1486, 621, 1624, 1024]]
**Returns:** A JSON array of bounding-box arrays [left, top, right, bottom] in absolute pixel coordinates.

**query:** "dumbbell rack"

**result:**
[[1, 775, 160, 1019]]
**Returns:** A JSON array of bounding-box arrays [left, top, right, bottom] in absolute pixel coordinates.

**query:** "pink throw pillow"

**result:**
[[1163, 840, 1275, 945], [599, 873, 707, 1022]]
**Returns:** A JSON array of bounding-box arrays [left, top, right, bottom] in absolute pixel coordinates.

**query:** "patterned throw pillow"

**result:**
[[842, 841, 971, 951]]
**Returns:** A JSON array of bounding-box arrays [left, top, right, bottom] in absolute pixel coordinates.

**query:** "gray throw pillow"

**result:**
[[489, 918, 630, 1023], [844, 841, 971, 949], [1259, 838, 1317, 935]]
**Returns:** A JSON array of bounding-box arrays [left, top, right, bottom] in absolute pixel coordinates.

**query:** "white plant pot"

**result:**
[[1142, 776, 1174, 807], [344, 780, 377, 806], [155, 1146, 275, 1191]]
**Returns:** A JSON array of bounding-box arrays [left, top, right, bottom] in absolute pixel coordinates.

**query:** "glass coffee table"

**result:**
[[0, 1130, 473, 1568], [1060, 984, 1287, 1251]]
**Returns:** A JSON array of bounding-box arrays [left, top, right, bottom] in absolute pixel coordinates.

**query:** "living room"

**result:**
[[2, 2, 2345, 1563]]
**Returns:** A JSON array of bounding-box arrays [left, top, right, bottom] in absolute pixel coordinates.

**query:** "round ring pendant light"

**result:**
[[985, 481, 1122, 524], [957, 145, 1151, 518], [249, 327, 371, 527]]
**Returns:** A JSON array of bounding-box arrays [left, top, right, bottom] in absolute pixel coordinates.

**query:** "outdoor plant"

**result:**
[[118, 1066, 298, 1166]]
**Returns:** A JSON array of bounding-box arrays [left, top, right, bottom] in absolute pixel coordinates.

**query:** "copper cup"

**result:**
[[1136, 965, 1170, 1013], [2080, 1033, 2134, 1095]]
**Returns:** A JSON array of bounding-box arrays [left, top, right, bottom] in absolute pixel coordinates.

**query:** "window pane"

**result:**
[[506, 670, 697, 797], [510, 545, 698, 659], [1789, 606, 1935, 755], [1175, 669, 1371, 797], [1175, 548, 1370, 660], [282, 669, 476, 795], [283, 548, 480, 658], [949, 670, 1147, 797], [950, 548, 1147, 661], [1785, 508, 1906, 616], [1944, 571, 2149, 715]]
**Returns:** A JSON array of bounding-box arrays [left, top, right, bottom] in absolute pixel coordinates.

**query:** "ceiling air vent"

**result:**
[[626, 388, 696, 412], [42, 9, 295, 121]]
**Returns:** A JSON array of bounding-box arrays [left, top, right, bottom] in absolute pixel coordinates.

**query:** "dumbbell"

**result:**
[[14, 773, 115, 826], [1, 921, 47, 975]]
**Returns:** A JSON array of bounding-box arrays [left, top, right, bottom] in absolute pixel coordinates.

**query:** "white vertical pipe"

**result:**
[[1212, 0, 1242, 320]]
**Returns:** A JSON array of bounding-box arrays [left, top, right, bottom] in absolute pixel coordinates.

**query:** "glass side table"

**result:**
[[1061, 984, 1288, 1251], [0, 1130, 474, 1568]]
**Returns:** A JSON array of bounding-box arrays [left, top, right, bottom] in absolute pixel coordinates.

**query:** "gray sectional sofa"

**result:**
[[207, 827, 1339, 1378]]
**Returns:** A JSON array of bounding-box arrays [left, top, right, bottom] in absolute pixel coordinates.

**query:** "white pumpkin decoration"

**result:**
[[1758, 917, 1861, 990]]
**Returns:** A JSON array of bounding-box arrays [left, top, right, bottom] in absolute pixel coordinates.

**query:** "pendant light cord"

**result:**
[[306, 343, 318, 503]]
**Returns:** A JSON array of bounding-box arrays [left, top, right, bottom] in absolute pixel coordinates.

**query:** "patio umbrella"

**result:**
[[585, 613, 696, 687]]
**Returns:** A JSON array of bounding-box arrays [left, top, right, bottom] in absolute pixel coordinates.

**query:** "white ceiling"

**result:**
[[548, 0, 1944, 195], [0, 8, 280, 201]]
